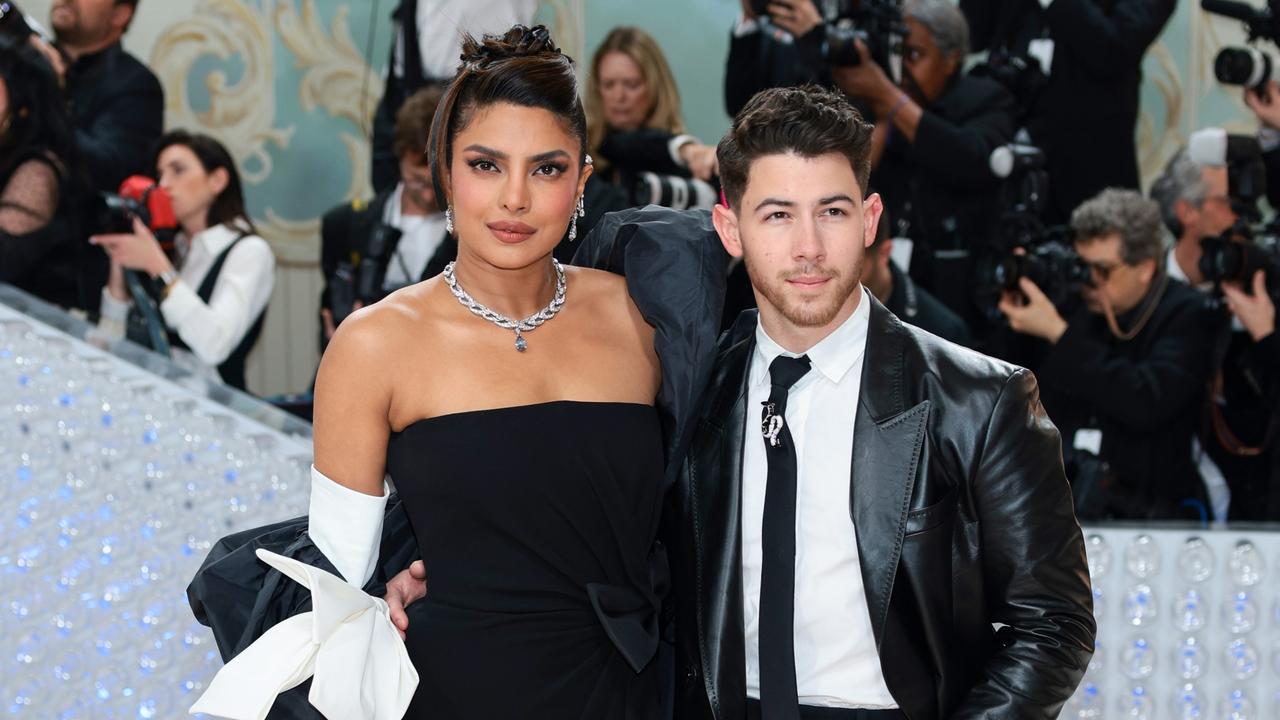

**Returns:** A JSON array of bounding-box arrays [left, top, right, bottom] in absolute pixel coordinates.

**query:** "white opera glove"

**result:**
[[189, 550, 418, 720], [308, 465, 388, 588]]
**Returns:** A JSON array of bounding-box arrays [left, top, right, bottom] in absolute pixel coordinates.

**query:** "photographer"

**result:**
[[370, 0, 536, 192], [28, 0, 161, 197], [860, 206, 974, 345], [723, 0, 831, 117], [585, 27, 719, 213], [960, 0, 1175, 223], [1150, 144, 1238, 289], [0, 35, 85, 310], [834, 0, 1016, 315], [999, 188, 1220, 520], [320, 87, 451, 348], [1153, 132, 1280, 521], [91, 131, 274, 392]]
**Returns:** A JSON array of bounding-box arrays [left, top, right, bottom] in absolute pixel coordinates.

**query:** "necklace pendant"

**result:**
[[515, 333, 528, 352]]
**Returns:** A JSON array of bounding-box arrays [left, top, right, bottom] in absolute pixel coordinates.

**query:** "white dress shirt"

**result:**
[[393, 0, 539, 81], [99, 220, 276, 380], [381, 183, 447, 289], [742, 287, 897, 709]]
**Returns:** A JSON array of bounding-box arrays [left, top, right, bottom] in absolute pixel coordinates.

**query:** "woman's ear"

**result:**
[[208, 167, 230, 196]]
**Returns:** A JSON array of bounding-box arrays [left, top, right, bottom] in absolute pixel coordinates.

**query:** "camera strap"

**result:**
[[1102, 270, 1168, 341]]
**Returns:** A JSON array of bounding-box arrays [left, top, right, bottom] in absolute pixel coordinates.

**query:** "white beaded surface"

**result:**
[[0, 303, 311, 718], [1067, 527, 1280, 719]]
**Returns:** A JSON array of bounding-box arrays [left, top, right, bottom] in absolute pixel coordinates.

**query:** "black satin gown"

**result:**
[[386, 400, 666, 719]]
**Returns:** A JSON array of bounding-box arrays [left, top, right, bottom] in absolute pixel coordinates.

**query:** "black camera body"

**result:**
[[326, 221, 404, 325], [971, 52, 1048, 115], [976, 144, 1090, 315], [751, 0, 906, 75], [1199, 234, 1280, 296]]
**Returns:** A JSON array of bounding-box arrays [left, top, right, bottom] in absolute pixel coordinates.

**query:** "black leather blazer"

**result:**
[[670, 298, 1095, 720]]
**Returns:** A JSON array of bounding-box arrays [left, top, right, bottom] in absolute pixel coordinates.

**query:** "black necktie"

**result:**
[[758, 354, 812, 720]]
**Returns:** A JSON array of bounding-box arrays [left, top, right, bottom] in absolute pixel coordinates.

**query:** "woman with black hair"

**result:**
[[191, 24, 684, 720], [0, 34, 84, 309], [91, 130, 275, 391]]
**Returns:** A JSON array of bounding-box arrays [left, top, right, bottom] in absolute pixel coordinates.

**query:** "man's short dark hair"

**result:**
[[717, 84, 874, 211], [393, 85, 445, 162]]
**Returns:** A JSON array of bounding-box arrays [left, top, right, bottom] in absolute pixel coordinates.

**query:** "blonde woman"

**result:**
[[585, 27, 719, 194]]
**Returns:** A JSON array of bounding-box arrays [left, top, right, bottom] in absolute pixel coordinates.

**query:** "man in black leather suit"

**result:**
[[672, 83, 1094, 720]]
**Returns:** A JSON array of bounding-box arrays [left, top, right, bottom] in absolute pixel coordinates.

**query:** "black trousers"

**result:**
[[746, 698, 907, 719]]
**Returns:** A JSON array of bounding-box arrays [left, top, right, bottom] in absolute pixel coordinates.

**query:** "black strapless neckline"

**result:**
[[386, 400, 665, 720]]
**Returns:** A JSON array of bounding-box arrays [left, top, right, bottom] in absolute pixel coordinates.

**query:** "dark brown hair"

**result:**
[[393, 84, 445, 162], [155, 129, 256, 234], [428, 25, 587, 203], [717, 84, 874, 210]]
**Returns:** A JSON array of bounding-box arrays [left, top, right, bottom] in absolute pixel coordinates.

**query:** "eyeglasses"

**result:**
[[1087, 261, 1122, 282]]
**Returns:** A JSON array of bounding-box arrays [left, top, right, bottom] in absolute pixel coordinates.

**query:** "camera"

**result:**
[[97, 175, 178, 239], [1188, 128, 1280, 298], [631, 172, 718, 211], [326, 221, 404, 324], [971, 52, 1048, 114], [0, 2, 52, 42], [976, 144, 1090, 313], [1203, 0, 1280, 93], [750, 0, 906, 77]]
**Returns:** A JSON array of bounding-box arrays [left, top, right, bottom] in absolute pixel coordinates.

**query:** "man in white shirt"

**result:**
[[322, 88, 452, 347], [669, 83, 1094, 720], [371, 0, 539, 191]]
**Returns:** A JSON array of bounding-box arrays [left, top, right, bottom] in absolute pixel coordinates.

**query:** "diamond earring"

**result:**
[[445, 206, 454, 234], [568, 196, 585, 242]]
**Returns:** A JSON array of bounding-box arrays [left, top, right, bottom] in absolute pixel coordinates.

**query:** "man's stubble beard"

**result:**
[[743, 251, 864, 329]]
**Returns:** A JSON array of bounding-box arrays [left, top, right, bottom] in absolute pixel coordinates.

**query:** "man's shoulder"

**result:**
[[104, 45, 162, 93], [892, 310, 1025, 397]]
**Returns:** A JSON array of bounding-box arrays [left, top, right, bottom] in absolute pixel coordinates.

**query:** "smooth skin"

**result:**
[[317, 102, 660, 634]]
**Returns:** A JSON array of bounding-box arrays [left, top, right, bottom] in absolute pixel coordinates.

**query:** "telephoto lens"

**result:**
[[1215, 46, 1274, 90]]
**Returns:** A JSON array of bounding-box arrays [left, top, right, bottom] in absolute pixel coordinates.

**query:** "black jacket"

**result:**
[[962, 0, 1175, 223], [724, 25, 829, 118], [884, 262, 973, 347], [1205, 324, 1280, 522], [1036, 278, 1220, 519], [873, 73, 1017, 314], [63, 42, 164, 195], [672, 297, 1094, 720], [319, 190, 455, 310]]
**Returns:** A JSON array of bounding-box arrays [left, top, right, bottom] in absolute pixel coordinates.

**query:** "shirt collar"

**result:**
[[751, 285, 872, 387], [190, 219, 249, 256], [1166, 244, 1213, 293]]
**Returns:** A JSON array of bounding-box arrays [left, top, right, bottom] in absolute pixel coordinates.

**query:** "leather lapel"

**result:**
[[851, 298, 930, 648], [688, 328, 754, 718]]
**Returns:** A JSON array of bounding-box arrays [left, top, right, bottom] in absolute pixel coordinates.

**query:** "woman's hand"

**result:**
[[384, 559, 427, 640], [90, 217, 173, 278], [679, 142, 720, 181]]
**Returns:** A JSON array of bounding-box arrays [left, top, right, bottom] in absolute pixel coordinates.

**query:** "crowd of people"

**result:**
[[2, 0, 1278, 522]]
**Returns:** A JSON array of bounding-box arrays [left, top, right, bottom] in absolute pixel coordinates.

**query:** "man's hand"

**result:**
[[999, 277, 1069, 342], [830, 41, 899, 114], [28, 36, 67, 86], [1222, 269, 1276, 342], [679, 142, 719, 182], [1245, 82, 1280, 131], [767, 0, 823, 38], [384, 559, 427, 640], [321, 300, 363, 340]]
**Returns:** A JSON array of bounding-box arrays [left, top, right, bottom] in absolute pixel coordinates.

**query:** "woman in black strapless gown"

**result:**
[[303, 25, 668, 720], [389, 402, 664, 718]]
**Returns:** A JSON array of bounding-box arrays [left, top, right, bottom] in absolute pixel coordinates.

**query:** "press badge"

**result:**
[[1028, 38, 1055, 77], [1073, 428, 1102, 456]]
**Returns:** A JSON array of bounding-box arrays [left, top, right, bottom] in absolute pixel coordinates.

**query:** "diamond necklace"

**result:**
[[442, 259, 566, 352]]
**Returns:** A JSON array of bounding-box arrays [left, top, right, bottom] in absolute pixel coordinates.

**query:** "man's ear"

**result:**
[[712, 203, 743, 259], [1173, 199, 1198, 238], [111, 3, 134, 34], [1137, 257, 1158, 285], [862, 193, 884, 250]]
